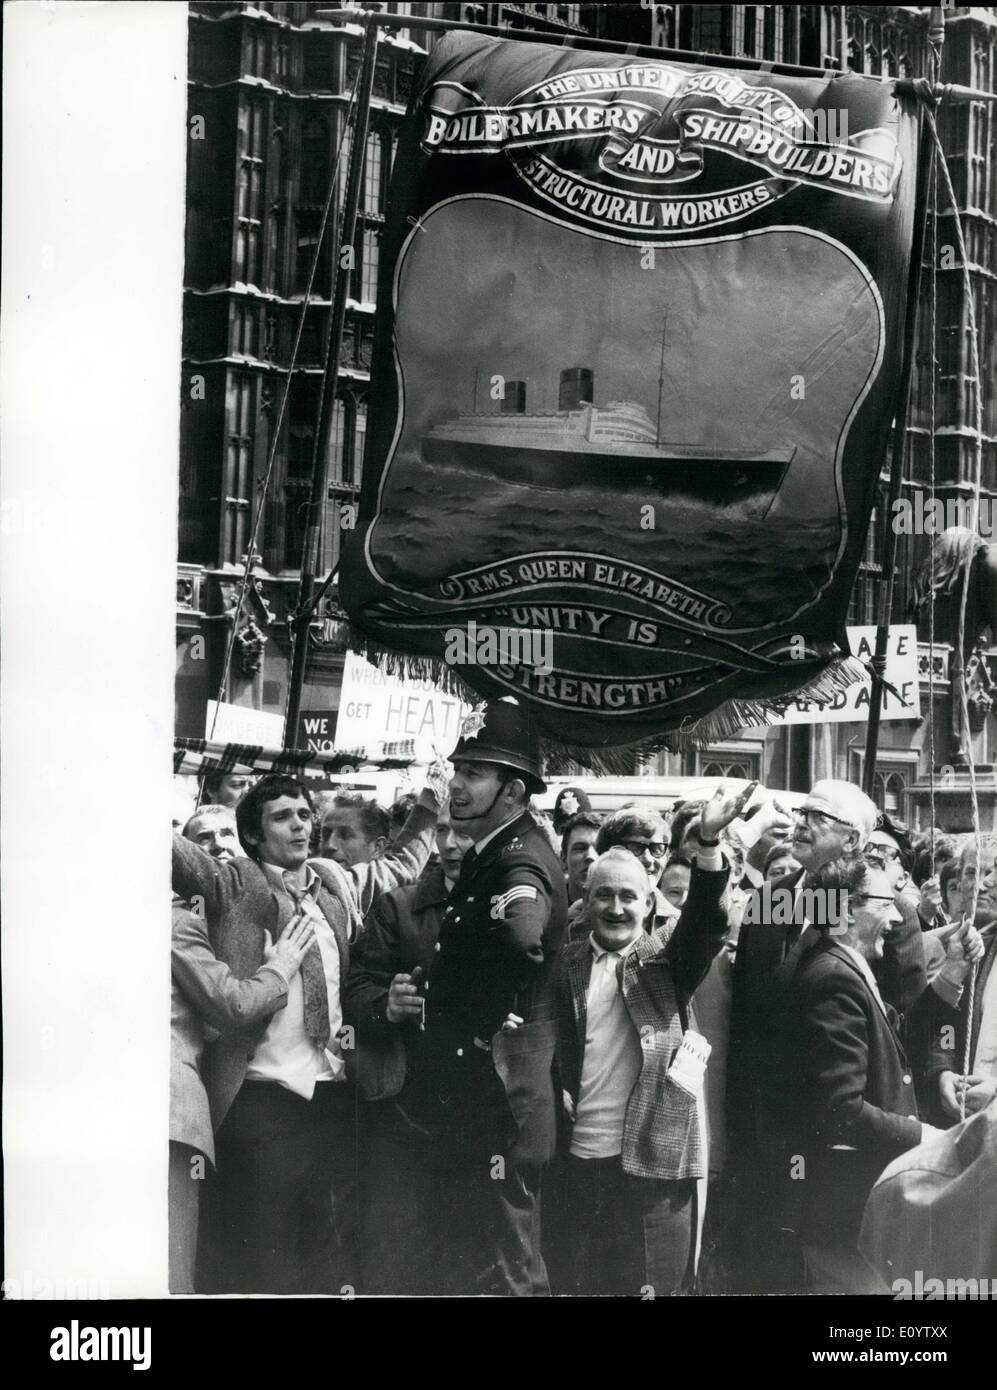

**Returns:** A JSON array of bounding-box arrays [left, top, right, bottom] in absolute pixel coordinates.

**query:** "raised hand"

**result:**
[[420, 756, 451, 812], [699, 781, 759, 841]]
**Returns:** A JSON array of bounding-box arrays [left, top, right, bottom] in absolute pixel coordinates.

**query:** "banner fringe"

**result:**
[[346, 632, 869, 774]]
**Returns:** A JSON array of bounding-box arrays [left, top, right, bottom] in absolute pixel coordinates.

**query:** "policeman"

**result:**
[[346, 699, 566, 1295]]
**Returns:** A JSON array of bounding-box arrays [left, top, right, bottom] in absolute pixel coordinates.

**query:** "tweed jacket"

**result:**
[[171, 803, 435, 1129], [170, 900, 289, 1162], [344, 810, 567, 1166], [555, 861, 729, 1182]]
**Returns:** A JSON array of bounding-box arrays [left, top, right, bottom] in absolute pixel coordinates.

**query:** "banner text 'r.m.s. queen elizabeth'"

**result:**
[[340, 32, 921, 753]]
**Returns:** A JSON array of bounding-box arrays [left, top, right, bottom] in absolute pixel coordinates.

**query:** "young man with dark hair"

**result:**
[[659, 854, 693, 911], [169, 803, 314, 1291], [173, 770, 441, 1293], [598, 807, 670, 889], [560, 809, 602, 905]]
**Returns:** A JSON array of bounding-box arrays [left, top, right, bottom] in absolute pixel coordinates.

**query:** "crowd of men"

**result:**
[[170, 702, 997, 1296]]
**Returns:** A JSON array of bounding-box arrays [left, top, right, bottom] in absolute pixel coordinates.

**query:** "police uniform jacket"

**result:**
[[344, 809, 567, 1167]]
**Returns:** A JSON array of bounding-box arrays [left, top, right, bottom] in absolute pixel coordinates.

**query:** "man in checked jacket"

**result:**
[[552, 783, 752, 1296]]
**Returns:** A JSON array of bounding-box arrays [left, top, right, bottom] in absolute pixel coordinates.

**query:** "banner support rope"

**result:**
[[195, 49, 368, 807], [924, 101, 986, 1118]]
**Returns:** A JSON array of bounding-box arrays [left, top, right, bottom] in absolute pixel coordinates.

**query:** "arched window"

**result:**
[[701, 758, 753, 781], [873, 770, 907, 815]]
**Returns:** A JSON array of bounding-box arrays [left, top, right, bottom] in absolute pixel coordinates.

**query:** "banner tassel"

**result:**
[[345, 628, 869, 773]]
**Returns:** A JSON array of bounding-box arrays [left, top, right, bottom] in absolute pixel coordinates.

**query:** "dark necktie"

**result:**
[[287, 886, 331, 1046], [453, 847, 478, 893]]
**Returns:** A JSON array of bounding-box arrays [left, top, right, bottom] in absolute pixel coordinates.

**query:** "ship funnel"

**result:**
[[501, 380, 526, 414], [559, 367, 593, 412]]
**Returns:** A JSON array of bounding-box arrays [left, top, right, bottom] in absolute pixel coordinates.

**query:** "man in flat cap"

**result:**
[[344, 699, 566, 1295]]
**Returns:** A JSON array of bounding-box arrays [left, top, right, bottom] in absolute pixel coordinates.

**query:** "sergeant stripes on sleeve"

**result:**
[[490, 884, 540, 920]]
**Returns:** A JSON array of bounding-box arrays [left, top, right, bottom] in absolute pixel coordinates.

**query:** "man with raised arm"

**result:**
[[173, 769, 441, 1294]]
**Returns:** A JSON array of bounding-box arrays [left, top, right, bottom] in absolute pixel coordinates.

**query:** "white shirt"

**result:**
[[246, 862, 346, 1098], [570, 929, 644, 1160], [973, 958, 997, 1078], [841, 943, 888, 1014]]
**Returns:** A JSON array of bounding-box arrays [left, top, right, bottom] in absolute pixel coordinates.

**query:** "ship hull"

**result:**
[[422, 436, 793, 514]]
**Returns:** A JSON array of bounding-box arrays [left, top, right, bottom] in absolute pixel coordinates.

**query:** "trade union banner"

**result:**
[[340, 31, 924, 760]]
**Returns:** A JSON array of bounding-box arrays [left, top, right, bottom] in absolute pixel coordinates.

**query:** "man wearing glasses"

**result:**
[[864, 813, 923, 924], [861, 814, 980, 1025], [727, 779, 881, 1292], [591, 809, 676, 929], [778, 857, 945, 1292], [731, 783, 880, 1044]]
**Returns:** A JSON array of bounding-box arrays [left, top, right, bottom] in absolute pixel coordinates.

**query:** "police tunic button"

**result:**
[[467, 896, 474, 903], [903, 1074, 912, 1085], [434, 942, 441, 952], [456, 1048, 463, 1057], [455, 916, 461, 923]]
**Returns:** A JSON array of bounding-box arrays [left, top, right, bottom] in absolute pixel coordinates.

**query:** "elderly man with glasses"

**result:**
[[726, 779, 929, 1293]]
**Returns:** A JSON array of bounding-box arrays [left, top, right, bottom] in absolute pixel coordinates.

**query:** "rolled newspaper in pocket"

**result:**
[[667, 1030, 712, 1096]]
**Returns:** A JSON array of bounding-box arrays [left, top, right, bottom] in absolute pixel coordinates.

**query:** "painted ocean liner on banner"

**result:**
[[340, 33, 921, 754], [423, 326, 796, 515]]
